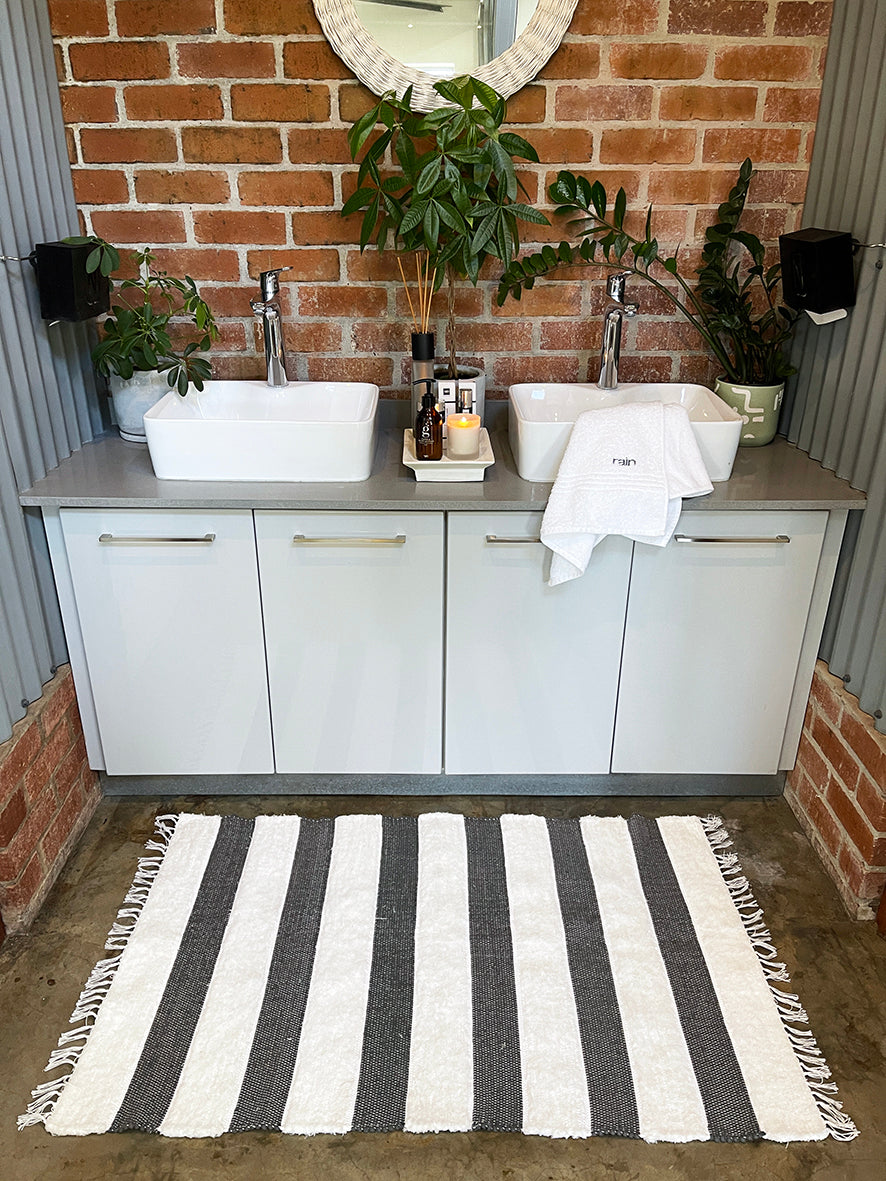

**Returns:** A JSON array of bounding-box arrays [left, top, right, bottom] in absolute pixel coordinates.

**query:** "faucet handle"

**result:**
[[258, 267, 291, 301], [606, 271, 631, 304]]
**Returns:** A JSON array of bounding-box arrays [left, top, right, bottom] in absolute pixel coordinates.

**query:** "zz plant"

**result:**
[[343, 74, 548, 378], [497, 158, 799, 386]]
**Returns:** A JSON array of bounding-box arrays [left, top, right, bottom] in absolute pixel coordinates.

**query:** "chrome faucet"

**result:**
[[251, 268, 290, 387], [597, 271, 639, 389]]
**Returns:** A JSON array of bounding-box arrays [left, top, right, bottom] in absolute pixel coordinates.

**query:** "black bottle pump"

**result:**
[[413, 378, 443, 461]]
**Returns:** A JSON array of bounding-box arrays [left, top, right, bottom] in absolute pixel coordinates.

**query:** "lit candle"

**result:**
[[446, 413, 481, 460]]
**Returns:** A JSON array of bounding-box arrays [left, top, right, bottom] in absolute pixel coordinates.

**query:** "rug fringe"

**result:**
[[17, 813, 180, 1132], [702, 815, 860, 1142]]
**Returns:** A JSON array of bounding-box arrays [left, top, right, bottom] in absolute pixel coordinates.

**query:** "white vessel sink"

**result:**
[[144, 380, 379, 481], [508, 381, 743, 483]]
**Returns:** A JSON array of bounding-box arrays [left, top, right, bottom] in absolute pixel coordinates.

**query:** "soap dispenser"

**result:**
[[414, 379, 443, 460]]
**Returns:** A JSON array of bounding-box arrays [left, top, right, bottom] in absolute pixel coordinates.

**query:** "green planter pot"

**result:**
[[714, 379, 785, 447]]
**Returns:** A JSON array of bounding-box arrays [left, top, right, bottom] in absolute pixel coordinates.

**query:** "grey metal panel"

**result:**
[[0, 0, 102, 741], [784, 0, 886, 732]]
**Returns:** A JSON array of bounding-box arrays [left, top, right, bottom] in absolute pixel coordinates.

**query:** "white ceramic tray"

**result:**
[[403, 428, 494, 482]]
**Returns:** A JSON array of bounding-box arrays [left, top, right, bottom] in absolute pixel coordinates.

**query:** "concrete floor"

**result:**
[[1, 793, 884, 1181]]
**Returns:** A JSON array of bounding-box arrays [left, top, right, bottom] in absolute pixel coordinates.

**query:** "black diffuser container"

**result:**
[[411, 332, 435, 420]]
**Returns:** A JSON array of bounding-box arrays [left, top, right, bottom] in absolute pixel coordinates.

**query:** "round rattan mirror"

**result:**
[[313, 0, 579, 110]]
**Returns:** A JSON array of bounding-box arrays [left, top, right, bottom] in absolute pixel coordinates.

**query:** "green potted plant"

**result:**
[[89, 246, 218, 442], [342, 74, 548, 395], [497, 158, 800, 445]]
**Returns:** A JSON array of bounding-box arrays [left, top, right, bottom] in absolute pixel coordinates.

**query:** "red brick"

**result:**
[[529, 129, 594, 164], [286, 128, 353, 165], [635, 320, 702, 351], [115, 0, 217, 36], [201, 284, 290, 317], [346, 250, 404, 283], [555, 85, 653, 123], [505, 86, 547, 124], [149, 247, 241, 281], [194, 210, 286, 245], [1, 852, 44, 914], [618, 354, 675, 383], [48, 0, 109, 36], [231, 83, 330, 123], [306, 357, 394, 386], [774, 1, 833, 37], [811, 713, 861, 792], [797, 731, 831, 792], [610, 43, 708, 80], [171, 320, 246, 352], [209, 355, 266, 381], [703, 128, 802, 164], [69, 41, 170, 82], [828, 781, 879, 863], [23, 718, 71, 804], [0, 724, 41, 800], [247, 249, 340, 282], [660, 86, 757, 122], [678, 352, 720, 387], [182, 126, 282, 164], [601, 128, 696, 165], [811, 666, 843, 725], [715, 45, 815, 82], [492, 283, 582, 318], [0, 790, 55, 884], [223, 0, 322, 35], [840, 709, 886, 786], [571, 0, 658, 35], [648, 169, 734, 206], [178, 42, 275, 78], [668, 1, 767, 36], [763, 88, 821, 124], [749, 169, 809, 204], [73, 167, 129, 206], [53, 743, 85, 802], [299, 286, 387, 319], [338, 83, 379, 124], [539, 320, 600, 352], [238, 170, 334, 208], [806, 793, 844, 858], [282, 40, 352, 80], [60, 85, 118, 124], [125, 84, 224, 122], [80, 127, 177, 163], [0, 790, 27, 849], [537, 42, 601, 81], [91, 209, 187, 243], [293, 211, 359, 246], [135, 169, 230, 205], [277, 322, 342, 353], [856, 774, 886, 833], [37, 671, 76, 741], [394, 287, 484, 323], [493, 354, 581, 387]]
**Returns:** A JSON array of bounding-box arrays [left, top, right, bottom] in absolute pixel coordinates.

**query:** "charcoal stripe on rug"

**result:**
[[19, 813, 859, 1142]]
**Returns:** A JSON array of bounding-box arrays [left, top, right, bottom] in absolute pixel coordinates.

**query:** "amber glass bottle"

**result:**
[[414, 385, 443, 460]]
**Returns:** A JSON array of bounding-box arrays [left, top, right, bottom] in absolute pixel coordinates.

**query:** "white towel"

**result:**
[[541, 401, 713, 585]]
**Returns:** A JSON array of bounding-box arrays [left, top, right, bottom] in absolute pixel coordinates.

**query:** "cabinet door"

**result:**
[[612, 510, 828, 775], [445, 513, 632, 774], [256, 511, 444, 773], [59, 508, 273, 775]]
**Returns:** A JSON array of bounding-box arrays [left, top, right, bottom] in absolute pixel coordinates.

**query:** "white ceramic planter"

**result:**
[[714, 378, 785, 447], [109, 371, 171, 443]]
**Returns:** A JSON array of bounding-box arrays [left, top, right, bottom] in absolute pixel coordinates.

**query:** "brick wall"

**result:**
[[48, 0, 832, 396], [0, 667, 101, 944], [786, 661, 886, 920]]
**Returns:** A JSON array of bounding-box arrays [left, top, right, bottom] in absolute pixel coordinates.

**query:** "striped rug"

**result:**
[[20, 812, 857, 1141]]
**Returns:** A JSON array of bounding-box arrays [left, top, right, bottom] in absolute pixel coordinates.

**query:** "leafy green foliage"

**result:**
[[497, 159, 800, 385], [62, 235, 120, 277], [342, 75, 548, 376], [91, 248, 218, 396]]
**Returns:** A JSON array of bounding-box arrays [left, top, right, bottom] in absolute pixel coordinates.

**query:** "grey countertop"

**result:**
[[19, 401, 867, 512]]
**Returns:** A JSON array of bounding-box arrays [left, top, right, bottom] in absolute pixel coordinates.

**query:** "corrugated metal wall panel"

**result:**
[[0, 0, 103, 743], [784, 0, 886, 732]]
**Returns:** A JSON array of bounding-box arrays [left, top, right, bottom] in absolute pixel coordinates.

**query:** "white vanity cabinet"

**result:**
[[57, 508, 273, 775], [255, 511, 444, 773], [611, 510, 829, 775], [445, 513, 632, 773]]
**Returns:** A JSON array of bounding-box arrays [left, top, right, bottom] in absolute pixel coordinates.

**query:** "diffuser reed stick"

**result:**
[[398, 252, 436, 334]]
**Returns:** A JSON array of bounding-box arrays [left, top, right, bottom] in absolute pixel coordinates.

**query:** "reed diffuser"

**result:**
[[400, 252, 438, 420]]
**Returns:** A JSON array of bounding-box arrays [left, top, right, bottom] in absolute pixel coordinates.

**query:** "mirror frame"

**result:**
[[313, 0, 579, 111]]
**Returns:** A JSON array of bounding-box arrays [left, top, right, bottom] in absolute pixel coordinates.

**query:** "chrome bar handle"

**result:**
[[292, 534, 406, 546], [98, 533, 216, 545], [674, 535, 791, 545], [485, 535, 542, 544]]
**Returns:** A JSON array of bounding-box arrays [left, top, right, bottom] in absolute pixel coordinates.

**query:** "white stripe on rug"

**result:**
[[405, 812, 473, 1133], [501, 814, 592, 1138], [658, 816, 827, 1142], [46, 814, 221, 1136], [158, 815, 302, 1137], [281, 814, 382, 1134], [580, 816, 710, 1142]]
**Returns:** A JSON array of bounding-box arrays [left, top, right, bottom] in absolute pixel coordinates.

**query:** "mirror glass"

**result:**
[[352, 0, 539, 78]]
